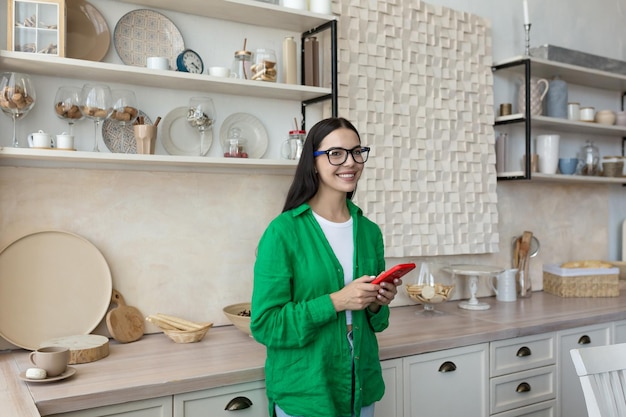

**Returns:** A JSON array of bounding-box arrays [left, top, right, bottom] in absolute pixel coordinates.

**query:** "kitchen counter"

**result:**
[[3, 291, 626, 416]]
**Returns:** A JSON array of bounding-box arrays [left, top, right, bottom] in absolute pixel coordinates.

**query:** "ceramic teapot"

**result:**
[[517, 77, 549, 116]]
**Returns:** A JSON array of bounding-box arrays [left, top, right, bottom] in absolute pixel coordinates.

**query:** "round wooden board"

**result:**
[[40, 335, 109, 364]]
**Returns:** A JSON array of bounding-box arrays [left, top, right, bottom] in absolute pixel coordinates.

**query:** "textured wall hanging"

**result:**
[[337, 0, 499, 257]]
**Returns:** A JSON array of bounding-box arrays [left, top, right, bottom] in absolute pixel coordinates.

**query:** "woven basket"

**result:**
[[543, 271, 619, 297]]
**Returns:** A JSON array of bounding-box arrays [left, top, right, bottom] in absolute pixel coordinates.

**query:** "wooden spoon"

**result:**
[[518, 231, 533, 297], [106, 289, 144, 343]]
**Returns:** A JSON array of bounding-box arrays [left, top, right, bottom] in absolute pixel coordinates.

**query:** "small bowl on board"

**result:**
[[162, 322, 213, 343], [223, 302, 252, 336]]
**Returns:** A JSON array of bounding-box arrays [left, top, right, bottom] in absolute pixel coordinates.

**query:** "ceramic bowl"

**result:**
[[595, 110, 616, 125], [223, 303, 252, 336]]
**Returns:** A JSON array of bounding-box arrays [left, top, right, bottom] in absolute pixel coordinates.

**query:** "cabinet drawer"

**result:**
[[404, 344, 488, 417], [492, 399, 556, 417], [173, 381, 268, 417], [490, 333, 555, 377], [49, 397, 173, 417], [490, 365, 556, 414]]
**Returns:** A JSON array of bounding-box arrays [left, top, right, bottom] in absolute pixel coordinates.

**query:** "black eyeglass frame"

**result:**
[[313, 146, 371, 166]]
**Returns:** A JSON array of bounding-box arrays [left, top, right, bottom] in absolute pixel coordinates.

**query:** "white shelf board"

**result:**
[[493, 55, 626, 91], [0, 51, 331, 101], [532, 116, 626, 136], [119, 0, 336, 32], [0, 147, 298, 174], [497, 170, 626, 185]]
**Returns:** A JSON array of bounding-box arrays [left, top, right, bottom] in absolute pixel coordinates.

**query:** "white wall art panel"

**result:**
[[338, 0, 498, 256]]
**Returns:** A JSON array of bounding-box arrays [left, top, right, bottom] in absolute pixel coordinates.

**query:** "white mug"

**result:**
[[56, 132, 74, 149], [490, 269, 518, 302], [208, 67, 236, 78], [146, 56, 169, 70], [28, 130, 54, 148], [536, 134, 560, 174]]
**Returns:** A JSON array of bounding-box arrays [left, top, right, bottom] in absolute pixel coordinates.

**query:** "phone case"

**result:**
[[371, 263, 416, 285]]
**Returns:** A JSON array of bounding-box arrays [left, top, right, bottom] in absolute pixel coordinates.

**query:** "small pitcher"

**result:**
[[517, 77, 549, 116], [489, 268, 517, 302]]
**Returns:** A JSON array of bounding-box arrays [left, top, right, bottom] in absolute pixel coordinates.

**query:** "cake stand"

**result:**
[[445, 264, 504, 310]]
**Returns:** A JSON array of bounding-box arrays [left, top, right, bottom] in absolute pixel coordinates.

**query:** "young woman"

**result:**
[[251, 117, 402, 417]]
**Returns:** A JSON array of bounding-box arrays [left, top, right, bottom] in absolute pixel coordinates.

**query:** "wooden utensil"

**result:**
[[518, 231, 533, 297], [106, 289, 144, 343]]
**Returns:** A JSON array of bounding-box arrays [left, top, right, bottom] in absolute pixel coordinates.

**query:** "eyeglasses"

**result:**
[[313, 146, 370, 166]]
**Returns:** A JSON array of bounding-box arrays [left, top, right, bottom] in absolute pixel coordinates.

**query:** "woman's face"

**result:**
[[314, 127, 363, 195]]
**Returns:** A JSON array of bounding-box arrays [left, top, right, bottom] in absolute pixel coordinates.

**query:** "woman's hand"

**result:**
[[330, 276, 402, 313]]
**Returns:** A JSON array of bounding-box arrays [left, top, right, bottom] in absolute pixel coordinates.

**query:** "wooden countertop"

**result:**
[[4, 291, 626, 416]]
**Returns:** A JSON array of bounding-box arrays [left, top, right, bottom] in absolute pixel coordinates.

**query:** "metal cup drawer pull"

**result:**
[[225, 396, 253, 411], [578, 335, 591, 345], [516, 382, 531, 393], [516, 346, 532, 357], [438, 361, 457, 373]]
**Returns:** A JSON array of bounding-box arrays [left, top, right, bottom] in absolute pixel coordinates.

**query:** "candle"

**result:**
[[523, 0, 530, 24]]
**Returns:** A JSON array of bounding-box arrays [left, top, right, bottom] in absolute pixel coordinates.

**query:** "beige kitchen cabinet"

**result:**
[[403, 343, 489, 417], [556, 323, 611, 417], [172, 380, 268, 417], [490, 333, 556, 416], [48, 396, 173, 417], [376, 358, 403, 417], [612, 319, 626, 343]]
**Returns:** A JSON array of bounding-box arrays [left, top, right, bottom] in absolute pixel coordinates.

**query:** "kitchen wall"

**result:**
[[1, 0, 625, 349]]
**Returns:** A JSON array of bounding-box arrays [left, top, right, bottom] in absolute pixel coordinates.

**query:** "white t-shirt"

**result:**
[[312, 211, 354, 325]]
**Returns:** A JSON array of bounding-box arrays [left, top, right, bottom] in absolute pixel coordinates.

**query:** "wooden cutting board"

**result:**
[[41, 334, 109, 364], [106, 289, 144, 343]]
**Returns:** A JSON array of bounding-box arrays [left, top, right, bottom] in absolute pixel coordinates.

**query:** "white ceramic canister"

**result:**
[[282, 36, 297, 84], [535, 134, 560, 174], [580, 106, 595, 122], [309, 0, 332, 14], [281, 0, 307, 10], [567, 102, 580, 121]]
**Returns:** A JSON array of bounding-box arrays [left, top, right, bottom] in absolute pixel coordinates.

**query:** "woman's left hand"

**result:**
[[367, 278, 402, 313]]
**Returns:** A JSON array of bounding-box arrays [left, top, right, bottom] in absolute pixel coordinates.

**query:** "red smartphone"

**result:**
[[371, 263, 416, 285]]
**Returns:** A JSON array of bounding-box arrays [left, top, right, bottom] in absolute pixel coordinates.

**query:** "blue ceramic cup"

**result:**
[[558, 158, 578, 175]]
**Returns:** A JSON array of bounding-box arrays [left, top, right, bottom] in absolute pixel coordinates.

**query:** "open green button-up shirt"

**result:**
[[251, 200, 389, 417]]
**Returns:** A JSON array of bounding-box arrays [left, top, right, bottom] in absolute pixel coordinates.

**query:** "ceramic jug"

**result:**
[[517, 77, 549, 116], [545, 76, 568, 118]]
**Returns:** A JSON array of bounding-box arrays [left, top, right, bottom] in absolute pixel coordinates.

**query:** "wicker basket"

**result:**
[[543, 264, 619, 298]]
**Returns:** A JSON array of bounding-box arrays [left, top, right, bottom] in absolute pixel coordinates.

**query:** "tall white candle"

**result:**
[[523, 0, 530, 24]]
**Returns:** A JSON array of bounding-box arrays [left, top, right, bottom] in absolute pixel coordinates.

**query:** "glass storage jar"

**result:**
[[232, 49, 252, 80], [577, 140, 600, 176], [252, 48, 277, 82]]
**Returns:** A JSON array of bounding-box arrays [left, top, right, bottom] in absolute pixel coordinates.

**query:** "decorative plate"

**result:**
[[0, 231, 112, 350], [102, 110, 152, 154], [161, 106, 213, 156], [113, 9, 185, 68], [66, 0, 110, 61], [219, 113, 269, 159]]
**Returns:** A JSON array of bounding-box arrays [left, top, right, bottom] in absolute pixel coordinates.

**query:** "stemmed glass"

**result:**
[[0, 72, 36, 147], [80, 83, 112, 152], [186, 97, 215, 156], [110, 89, 138, 153], [54, 86, 83, 136], [405, 262, 455, 316]]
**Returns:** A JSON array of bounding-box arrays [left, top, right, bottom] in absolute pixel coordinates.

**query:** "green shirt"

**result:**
[[251, 200, 388, 417]]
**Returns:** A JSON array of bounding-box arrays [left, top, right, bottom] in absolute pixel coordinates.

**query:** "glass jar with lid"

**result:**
[[252, 48, 277, 82], [577, 140, 600, 176], [232, 49, 252, 80]]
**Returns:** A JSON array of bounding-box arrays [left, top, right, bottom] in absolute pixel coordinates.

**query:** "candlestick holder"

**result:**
[[524, 23, 532, 56]]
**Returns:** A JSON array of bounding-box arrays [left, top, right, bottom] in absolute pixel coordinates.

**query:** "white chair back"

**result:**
[[570, 343, 626, 417]]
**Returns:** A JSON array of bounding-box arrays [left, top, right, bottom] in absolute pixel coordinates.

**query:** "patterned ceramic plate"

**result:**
[[113, 9, 185, 68], [102, 110, 152, 154]]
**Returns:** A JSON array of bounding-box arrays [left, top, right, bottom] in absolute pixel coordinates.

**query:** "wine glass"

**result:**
[[80, 83, 112, 152], [186, 97, 215, 156], [54, 86, 84, 136], [110, 89, 138, 153], [0, 72, 36, 147], [405, 262, 455, 316]]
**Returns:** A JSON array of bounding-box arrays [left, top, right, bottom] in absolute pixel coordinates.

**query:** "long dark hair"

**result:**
[[282, 117, 361, 213]]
